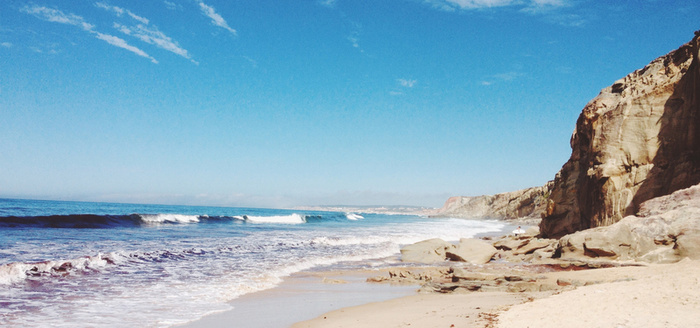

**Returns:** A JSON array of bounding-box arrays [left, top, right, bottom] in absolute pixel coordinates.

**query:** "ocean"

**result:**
[[0, 198, 505, 327]]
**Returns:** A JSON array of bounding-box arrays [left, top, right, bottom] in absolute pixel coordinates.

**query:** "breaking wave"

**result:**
[[0, 213, 343, 228]]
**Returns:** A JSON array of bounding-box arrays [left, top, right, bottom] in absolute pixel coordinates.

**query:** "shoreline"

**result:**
[[182, 217, 700, 328], [178, 220, 523, 328], [177, 267, 419, 328]]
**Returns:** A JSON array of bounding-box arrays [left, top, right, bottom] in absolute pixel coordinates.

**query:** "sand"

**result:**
[[294, 259, 700, 328], [179, 270, 417, 328], [293, 292, 535, 328], [497, 259, 700, 328]]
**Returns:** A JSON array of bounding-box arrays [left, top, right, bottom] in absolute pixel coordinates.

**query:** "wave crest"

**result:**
[[243, 214, 306, 224]]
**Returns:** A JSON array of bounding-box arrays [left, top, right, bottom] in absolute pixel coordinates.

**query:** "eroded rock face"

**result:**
[[541, 32, 700, 238], [435, 182, 553, 222], [556, 183, 700, 263]]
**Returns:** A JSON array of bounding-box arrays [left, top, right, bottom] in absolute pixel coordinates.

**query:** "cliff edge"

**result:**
[[540, 31, 700, 238], [434, 182, 553, 223]]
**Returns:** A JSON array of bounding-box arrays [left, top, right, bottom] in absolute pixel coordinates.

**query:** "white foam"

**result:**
[[139, 214, 201, 224], [0, 255, 111, 285], [345, 213, 364, 220], [244, 214, 306, 224]]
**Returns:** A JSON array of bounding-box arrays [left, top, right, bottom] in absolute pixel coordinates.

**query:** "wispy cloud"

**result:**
[[480, 71, 523, 86], [443, 0, 517, 9], [163, 1, 182, 11], [21, 5, 95, 31], [242, 56, 258, 68], [1, 42, 12, 48], [545, 13, 586, 27], [318, 0, 338, 8], [347, 33, 360, 49], [114, 23, 197, 64], [398, 79, 418, 88], [95, 32, 158, 63], [347, 21, 363, 52], [95, 2, 149, 24], [21, 5, 157, 63], [391, 78, 418, 95], [96, 2, 196, 64], [424, 0, 582, 26], [198, 1, 237, 35]]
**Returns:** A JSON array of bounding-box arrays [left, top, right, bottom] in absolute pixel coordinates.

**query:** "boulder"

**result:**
[[512, 239, 552, 255], [400, 238, 453, 263], [532, 246, 556, 261], [523, 226, 540, 238], [493, 237, 528, 251], [445, 238, 497, 264]]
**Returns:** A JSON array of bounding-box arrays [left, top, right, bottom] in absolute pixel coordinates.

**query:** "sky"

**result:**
[[0, 0, 698, 208]]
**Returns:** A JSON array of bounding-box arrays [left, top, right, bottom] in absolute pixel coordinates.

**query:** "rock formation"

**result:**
[[556, 182, 700, 263], [434, 182, 553, 223], [400, 238, 498, 265], [541, 31, 700, 238], [400, 238, 455, 264], [445, 238, 497, 264]]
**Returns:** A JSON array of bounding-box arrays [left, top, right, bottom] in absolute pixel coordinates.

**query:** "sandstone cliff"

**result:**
[[434, 182, 553, 222], [540, 31, 700, 238], [556, 182, 700, 263]]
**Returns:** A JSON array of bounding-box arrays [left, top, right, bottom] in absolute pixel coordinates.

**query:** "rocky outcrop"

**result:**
[[445, 238, 497, 264], [556, 183, 700, 263], [435, 182, 553, 223], [541, 31, 700, 238], [400, 238, 454, 264], [400, 238, 498, 264]]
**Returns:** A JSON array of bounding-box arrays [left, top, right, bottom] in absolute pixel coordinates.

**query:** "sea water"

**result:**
[[0, 198, 504, 327]]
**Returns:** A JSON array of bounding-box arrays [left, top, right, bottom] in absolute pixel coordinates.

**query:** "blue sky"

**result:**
[[0, 0, 697, 208]]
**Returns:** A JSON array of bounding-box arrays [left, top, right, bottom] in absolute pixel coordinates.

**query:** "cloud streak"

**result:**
[[424, 0, 582, 26], [95, 32, 158, 63], [21, 5, 158, 63], [198, 1, 237, 35], [96, 2, 197, 64], [21, 6, 94, 31], [95, 2, 149, 24], [114, 23, 197, 64], [398, 79, 417, 88], [480, 71, 523, 86], [318, 0, 338, 8]]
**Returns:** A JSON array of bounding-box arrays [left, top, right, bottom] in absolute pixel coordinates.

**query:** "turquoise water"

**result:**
[[0, 198, 504, 327]]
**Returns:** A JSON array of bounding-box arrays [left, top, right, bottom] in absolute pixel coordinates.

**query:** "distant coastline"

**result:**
[[291, 205, 439, 216]]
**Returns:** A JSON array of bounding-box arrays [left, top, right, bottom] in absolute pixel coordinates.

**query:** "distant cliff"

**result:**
[[540, 31, 700, 238], [434, 182, 553, 223]]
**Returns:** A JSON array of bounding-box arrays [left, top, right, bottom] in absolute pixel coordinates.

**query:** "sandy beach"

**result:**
[[179, 217, 700, 328], [294, 259, 700, 328]]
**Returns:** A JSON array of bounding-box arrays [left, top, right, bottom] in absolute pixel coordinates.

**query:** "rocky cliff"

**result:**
[[540, 31, 700, 238], [434, 182, 553, 223], [556, 182, 700, 263]]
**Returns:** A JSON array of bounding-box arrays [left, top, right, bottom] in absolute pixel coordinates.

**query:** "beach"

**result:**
[[0, 198, 508, 327], [178, 219, 700, 328], [291, 258, 700, 328]]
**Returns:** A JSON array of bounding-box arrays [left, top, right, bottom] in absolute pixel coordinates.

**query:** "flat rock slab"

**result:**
[[400, 238, 453, 264], [446, 238, 497, 264]]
